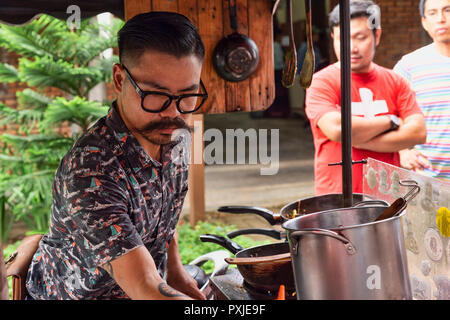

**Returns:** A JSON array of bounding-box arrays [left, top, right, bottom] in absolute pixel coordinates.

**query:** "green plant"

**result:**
[[0, 14, 123, 242], [177, 221, 272, 274]]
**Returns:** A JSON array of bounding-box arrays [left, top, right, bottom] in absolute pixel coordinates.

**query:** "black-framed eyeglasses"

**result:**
[[122, 64, 208, 114]]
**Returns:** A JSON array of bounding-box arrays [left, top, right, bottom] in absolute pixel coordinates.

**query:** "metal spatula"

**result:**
[[281, 0, 297, 88], [374, 180, 420, 222], [299, 0, 315, 89]]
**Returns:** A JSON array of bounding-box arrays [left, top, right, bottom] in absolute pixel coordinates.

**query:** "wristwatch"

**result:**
[[387, 114, 400, 132]]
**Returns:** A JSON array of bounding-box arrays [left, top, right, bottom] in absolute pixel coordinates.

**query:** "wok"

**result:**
[[213, 0, 259, 82], [200, 234, 295, 291], [218, 193, 388, 225]]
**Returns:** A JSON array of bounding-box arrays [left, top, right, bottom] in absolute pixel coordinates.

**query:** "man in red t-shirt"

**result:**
[[305, 0, 426, 195]]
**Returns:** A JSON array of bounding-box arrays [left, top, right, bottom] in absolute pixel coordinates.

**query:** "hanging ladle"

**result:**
[[374, 179, 420, 222], [281, 0, 297, 88], [299, 0, 315, 89]]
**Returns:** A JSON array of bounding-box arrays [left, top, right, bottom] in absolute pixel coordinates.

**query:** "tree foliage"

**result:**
[[0, 14, 123, 242]]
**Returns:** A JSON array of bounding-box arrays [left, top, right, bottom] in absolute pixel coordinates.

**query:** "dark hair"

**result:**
[[329, 0, 380, 35], [420, 0, 427, 17], [118, 11, 205, 66]]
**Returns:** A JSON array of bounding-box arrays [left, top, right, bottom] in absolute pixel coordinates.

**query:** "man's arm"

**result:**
[[317, 111, 392, 145], [353, 114, 427, 152], [101, 246, 193, 300], [165, 230, 206, 300]]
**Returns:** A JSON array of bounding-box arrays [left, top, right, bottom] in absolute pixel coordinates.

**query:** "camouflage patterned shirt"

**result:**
[[26, 102, 190, 299]]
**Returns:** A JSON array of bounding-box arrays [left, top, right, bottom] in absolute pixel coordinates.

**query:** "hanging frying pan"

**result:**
[[213, 0, 259, 82]]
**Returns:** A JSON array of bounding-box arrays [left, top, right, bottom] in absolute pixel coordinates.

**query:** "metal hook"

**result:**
[[399, 179, 420, 203]]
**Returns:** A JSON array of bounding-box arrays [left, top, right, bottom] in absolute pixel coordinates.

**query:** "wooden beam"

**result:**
[[124, 0, 151, 20], [188, 114, 205, 227]]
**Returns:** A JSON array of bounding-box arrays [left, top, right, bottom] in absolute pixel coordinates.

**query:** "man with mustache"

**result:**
[[305, 0, 427, 195], [394, 0, 450, 181], [26, 12, 208, 300]]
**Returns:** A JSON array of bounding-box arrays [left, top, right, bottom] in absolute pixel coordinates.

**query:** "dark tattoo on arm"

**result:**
[[158, 282, 188, 298], [102, 262, 114, 279]]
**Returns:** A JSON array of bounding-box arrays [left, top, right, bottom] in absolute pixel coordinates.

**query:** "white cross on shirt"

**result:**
[[351, 88, 389, 118]]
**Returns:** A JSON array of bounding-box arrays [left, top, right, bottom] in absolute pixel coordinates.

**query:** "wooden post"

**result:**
[[188, 114, 205, 227]]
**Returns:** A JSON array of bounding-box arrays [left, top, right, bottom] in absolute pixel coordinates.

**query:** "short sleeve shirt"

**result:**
[[26, 102, 190, 299], [394, 44, 450, 181], [305, 62, 423, 195]]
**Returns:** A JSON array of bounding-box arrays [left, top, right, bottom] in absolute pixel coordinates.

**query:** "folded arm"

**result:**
[[317, 111, 392, 145], [354, 114, 426, 152]]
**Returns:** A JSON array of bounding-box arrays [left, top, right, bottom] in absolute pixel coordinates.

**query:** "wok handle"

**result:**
[[217, 206, 280, 225], [199, 234, 244, 255], [227, 228, 285, 240], [289, 229, 356, 256]]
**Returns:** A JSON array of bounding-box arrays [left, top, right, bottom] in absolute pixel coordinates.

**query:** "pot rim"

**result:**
[[281, 205, 405, 233]]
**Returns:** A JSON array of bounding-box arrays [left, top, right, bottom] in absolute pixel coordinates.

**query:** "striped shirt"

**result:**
[[394, 43, 450, 181]]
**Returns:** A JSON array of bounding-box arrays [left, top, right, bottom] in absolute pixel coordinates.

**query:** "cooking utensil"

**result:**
[[188, 250, 230, 293], [272, 0, 281, 15], [213, 0, 259, 82], [218, 193, 388, 225], [281, 0, 297, 87], [374, 180, 420, 222], [299, 0, 315, 88], [283, 205, 412, 300], [200, 234, 295, 291], [225, 252, 290, 265]]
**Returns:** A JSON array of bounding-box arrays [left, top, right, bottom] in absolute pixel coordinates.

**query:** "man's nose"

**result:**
[[160, 99, 180, 118], [350, 40, 358, 53], [437, 10, 447, 22]]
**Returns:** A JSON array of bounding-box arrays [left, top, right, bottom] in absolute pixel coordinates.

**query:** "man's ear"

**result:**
[[112, 63, 125, 94], [375, 28, 382, 46], [421, 17, 430, 34]]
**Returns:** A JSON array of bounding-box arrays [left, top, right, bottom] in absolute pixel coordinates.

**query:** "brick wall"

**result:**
[[329, 0, 431, 68]]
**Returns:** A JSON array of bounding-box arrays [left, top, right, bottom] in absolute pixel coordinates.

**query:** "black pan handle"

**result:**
[[199, 234, 244, 255], [217, 205, 279, 225], [227, 228, 285, 240], [229, 0, 238, 32]]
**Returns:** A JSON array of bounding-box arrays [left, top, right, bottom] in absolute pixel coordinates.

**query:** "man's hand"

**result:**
[[166, 230, 206, 300], [166, 264, 206, 300], [399, 149, 430, 171]]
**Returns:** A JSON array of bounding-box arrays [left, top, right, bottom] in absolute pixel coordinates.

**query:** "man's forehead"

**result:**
[[333, 16, 374, 34], [425, 0, 450, 10]]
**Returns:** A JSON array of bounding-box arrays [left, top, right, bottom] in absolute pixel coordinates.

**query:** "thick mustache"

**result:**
[[140, 117, 192, 133]]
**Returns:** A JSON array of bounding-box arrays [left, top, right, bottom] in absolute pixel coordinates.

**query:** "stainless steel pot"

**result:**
[[282, 206, 412, 300]]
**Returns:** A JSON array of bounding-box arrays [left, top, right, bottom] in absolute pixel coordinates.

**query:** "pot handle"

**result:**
[[289, 229, 356, 256], [227, 228, 285, 240], [217, 205, 280, 225], [199, 234, 244, 255]]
